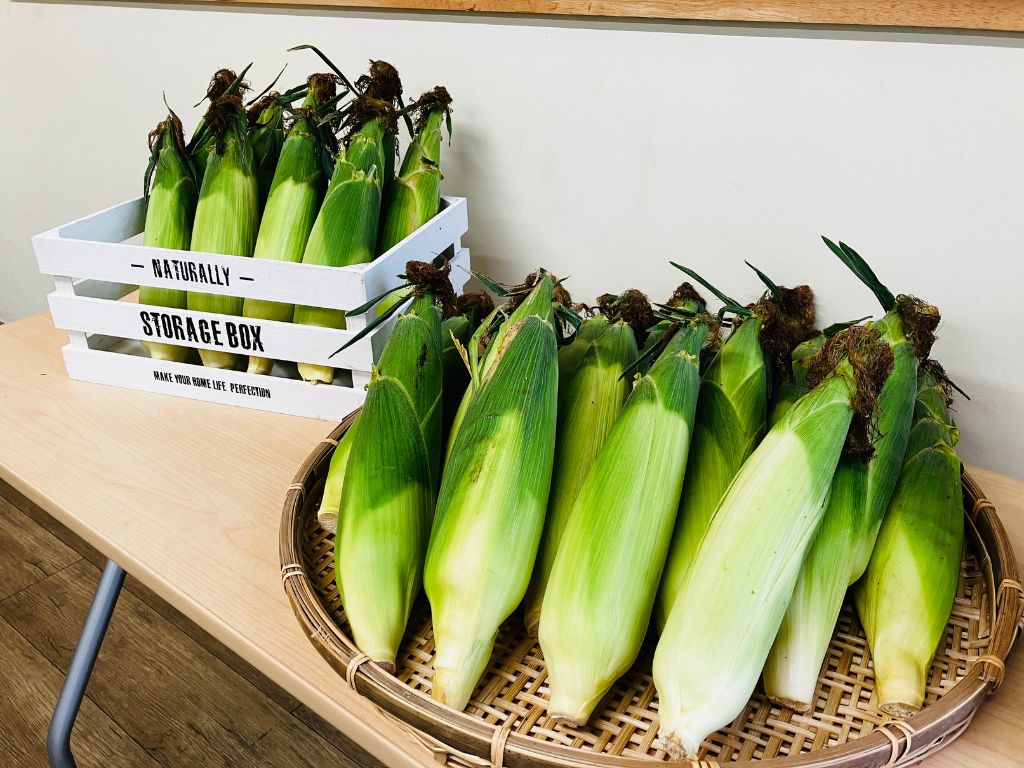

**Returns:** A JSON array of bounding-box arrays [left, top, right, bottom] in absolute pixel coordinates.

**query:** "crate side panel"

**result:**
[[362, 197, 469, 303], [56, 198, 146, 243]]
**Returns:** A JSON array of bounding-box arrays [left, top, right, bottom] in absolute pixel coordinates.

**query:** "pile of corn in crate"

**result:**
[[33, 54, 468, 419], [282, 242, 1023, 767]]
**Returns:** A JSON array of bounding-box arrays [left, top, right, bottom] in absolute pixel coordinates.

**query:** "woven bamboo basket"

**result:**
[[281, 414, 1023, 768]]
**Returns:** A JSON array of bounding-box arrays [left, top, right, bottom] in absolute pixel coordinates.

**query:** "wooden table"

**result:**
[[0, 312, 1021, 768]]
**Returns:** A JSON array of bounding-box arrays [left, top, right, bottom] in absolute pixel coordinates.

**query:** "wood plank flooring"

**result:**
[[0, 479, 382, 768]]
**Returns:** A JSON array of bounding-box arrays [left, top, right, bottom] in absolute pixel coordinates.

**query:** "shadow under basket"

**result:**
[[280, 415, 1024, 768]]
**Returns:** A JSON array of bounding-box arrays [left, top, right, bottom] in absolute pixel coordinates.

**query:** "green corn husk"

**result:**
[[654, 278, 816, 632], [523, 291, 651, 638], [764, 295, 939, 712], [336, 267, 450, 669], [186, 95, 260, 369], [377, 87, 453, 255], [292, 97, 392, 384], [247, 92, 288, 212], [441, 303, 506, 461], [243, 75, 336, 375], [854, 364, 962, 717], [635, 282, 706, 370], [190, 68, 249, 184], [768, 334, 826, 427], [424, 273, 562, 711], [344, 112, 388, 182], [653, 317, 766, 631], [540, 311, 715, 726], [360, 59, 404, 203], [769, 311, 879, 427], [318, 419, 357, 533], [653, 326, 894, 759], [140, 111, 198, 363], [317, 288, 491, 534], [440, 292, 494, 440]]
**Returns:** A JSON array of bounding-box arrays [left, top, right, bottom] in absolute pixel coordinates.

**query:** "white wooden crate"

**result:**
[[32, 196, 470, 420]]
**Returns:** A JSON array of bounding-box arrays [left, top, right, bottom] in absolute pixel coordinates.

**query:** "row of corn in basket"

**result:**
[[317, 241, 963, 759], [141, 50, 453, 381]]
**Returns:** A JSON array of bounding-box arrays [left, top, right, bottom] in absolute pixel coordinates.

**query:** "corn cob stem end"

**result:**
[[767, 695, 812, 714], [876, 674, 925, 718], [544, 681, 604, 727], [198, 349, 240, 370], [657, 728, 702, 760], [247, 356, 275, 376], [879, 701, 922, 718], [431, 666, 474, 711], [317, 510, 338, 534], [298, 363, 335, 385], [547, 714, 586, 728]]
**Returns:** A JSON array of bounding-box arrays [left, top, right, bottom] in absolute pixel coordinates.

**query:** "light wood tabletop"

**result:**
[[0, 312, 1020, 768]]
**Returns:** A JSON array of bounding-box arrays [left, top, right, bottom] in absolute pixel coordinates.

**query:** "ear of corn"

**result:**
[[317, 419, 357, 534], [243, 77, 334, 375], [424, 274, 560, 711], [320, 288, 490, 535], [523, 292, 647, 638], [377, 88, 452, 255], [342, 105, 390, 185], [653, 315, 767, 631], [853, 366, 962, 717], [359, 59, 402, 200], [523, 313, 635, 637], [653, 327, 893, 759], [186, 96, 260, 369], [763, 306, 929, 711], [247, 93, 288, 212], [292, 98, 390, 384], [140, 111, 198, 363], [655, 276, 816, 632], [292, 158, 381, 384], [539, 314, 711, 725], [336, 287, 444, 669], [190, 68, 249, 185]]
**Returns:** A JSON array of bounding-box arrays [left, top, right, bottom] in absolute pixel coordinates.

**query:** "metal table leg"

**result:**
[[48, 559, 126, 768]]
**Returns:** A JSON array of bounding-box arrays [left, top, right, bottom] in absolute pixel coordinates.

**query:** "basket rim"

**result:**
[[280, 413, 1024, 768]]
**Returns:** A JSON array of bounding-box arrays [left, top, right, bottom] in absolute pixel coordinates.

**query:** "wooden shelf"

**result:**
[[166, 1, 1024, 32]]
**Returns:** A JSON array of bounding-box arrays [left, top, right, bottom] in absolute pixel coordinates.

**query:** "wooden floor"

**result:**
[[0, 479, 383, 767]]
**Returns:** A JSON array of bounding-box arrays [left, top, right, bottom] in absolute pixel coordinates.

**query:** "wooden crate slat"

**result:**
[[48, 294, 377, 370], [33, 196, 469, 310], [62, 346, 363, 420]]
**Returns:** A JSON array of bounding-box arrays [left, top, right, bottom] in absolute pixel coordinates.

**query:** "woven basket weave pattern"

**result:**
[[281, 419, 1022, 768]]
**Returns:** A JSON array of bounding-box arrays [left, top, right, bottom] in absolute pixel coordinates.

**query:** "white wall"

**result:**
[[1, 2, 1022, 477]]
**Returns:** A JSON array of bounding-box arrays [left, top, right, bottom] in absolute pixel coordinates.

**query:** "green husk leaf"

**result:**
[[523, 314, 638, 637], [186, 95, 259, 369], [141, 110, 199, 363], [539, 317, 710, 724], [853, 365, 962, 716], [424, 276, 559, 711]]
